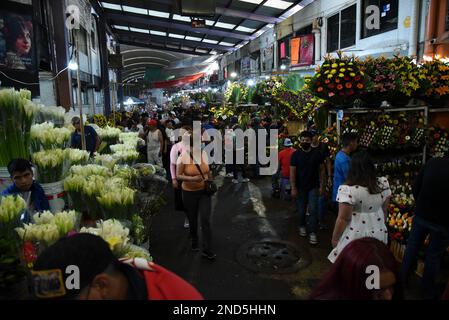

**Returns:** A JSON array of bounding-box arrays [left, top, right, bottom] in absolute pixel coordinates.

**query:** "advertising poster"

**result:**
[[298, 34, 314, 66], [290, 37, 300, 65]]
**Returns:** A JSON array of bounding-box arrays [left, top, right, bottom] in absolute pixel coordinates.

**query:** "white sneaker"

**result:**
[[299, 227, 307, 237], [309, 233, 318, 245], [241, 178, 250, 183], [226, 173, 234, 178], [184, 218, 189, 229], [232, 179, 239, 184]]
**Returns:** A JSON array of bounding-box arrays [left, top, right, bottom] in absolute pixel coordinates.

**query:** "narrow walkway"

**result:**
[[150, 175, 333, 299]]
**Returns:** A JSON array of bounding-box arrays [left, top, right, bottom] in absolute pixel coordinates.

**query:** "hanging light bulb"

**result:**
[[68, 60, 78, 70]]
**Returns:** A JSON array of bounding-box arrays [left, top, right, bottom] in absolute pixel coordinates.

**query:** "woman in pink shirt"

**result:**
[[170, 126, 191, 228]]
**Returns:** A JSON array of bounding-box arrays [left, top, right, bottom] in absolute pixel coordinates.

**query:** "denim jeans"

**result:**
[[297, 188, 319, 234], [401, 215, 449, 299], [318, 195, 327, 223], [182, 190, 212, 250]]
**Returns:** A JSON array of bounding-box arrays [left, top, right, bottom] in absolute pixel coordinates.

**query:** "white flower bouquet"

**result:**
[[0, 88, 36, 166], [93, 154, 117, 169], [32, 148, 66, 183], [64, 148, 90, 166], [110, 143, 136, 153], [30, 122, 71, 151], [96, 186, 135, 220], [80, 219, 151, 260], [112, 150, 140, 166], [113, 165, 138, 185], [0, 195, 26, 225], [97, 126, 122, 154], [15, 210, 79, 247], [70, 164, 111, 177], [80, 219, 130, 257]]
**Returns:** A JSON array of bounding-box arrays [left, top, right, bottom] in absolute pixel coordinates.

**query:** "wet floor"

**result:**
[[150, 174, 333, 300]]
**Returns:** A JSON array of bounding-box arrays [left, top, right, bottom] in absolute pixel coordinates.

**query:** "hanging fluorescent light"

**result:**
[[215, 21, 236, 29], [185, 36, 202, 41], [150, 30, 167, 36], [230, 72, 238, 78], [113, 25, 130, 31], [169, 33, 185, 39], [219, 41, 235, 47], [148, 9, 170, 18], [236, 26, 256, 33], [238, 0, 264, 4], [122, 5, 148, 15], [68, 60, 78, 71], [130, 27, 148, 33], [263, 0, 292, 10], [101, 2, 122, 11], [173, 14, 191, 22], [203, 39, 219, 44]]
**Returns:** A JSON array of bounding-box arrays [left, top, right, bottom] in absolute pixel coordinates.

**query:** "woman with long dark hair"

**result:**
[[329, 151, 391, 263], [310, 238, 402, 300]]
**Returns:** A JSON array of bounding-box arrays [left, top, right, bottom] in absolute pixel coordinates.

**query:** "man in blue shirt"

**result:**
[[70, 116, 100, 156], [332, 132, 359, 202], [1, 159, 50, 222]]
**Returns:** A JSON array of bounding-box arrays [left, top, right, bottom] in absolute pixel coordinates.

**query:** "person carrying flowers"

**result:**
[[1, 159, 49, 222]]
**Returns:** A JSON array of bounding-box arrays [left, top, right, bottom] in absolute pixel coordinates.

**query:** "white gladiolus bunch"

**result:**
[[64, 148, 90, 165], [64, 174, 86, 192], [0, 195, 26, 223], [112, 150, 139, 164], [31, 122, 71, 150], [16, 210, 78, 246], [54, 210, 78, 236], [119, 132, 141, 148], [32, 149, 66, 183], [35, 106, 66, 124], [96, 186, 135, 208], [110, 144, 136, 153], [97, 126, 122, 139], [80, 219, 130, 253], [82, 175, 107, 197], [32, 211, 55, 225], [70, 164, 110, 177], [113, 165, 137, 183], [93, 154, 118, 169], [16, 223, 60, 246]]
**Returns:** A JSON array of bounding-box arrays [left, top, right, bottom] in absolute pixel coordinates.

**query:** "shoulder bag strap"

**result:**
[[189, 152, 206, 180]]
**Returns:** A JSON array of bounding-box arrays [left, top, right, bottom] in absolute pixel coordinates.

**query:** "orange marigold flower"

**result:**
[[345, 83, 352, 89], [317, 87, 324, 92], [337, 84, 343, 90], [357, 83, 364, 89]]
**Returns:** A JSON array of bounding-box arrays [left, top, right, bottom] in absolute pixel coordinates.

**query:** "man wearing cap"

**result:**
[[278, 138, 296, 200], [146, 119, 163, 167], [31, 233, 203, 300], [1, 159, 50, 222], [70, 116, 100, 157]]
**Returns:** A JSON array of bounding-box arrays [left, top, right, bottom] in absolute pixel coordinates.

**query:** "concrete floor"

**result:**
[[150, 174, 333, 300]]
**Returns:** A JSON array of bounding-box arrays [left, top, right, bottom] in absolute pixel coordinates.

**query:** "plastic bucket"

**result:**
[[0, 167, 11, 193], [41, 181, 66, 213]]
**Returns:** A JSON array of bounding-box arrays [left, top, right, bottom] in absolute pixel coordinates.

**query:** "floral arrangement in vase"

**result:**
[[306, 52, 371, 108]]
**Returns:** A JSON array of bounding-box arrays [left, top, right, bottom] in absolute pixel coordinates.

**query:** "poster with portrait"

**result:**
[[0, 10, 36, 71]]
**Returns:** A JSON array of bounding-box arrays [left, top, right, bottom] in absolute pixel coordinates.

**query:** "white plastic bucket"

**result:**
[[41, 181, 66, 213], [0, 167, 11, 193]]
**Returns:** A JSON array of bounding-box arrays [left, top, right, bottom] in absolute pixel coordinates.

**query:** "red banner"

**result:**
[[151, 73, 205, 89]]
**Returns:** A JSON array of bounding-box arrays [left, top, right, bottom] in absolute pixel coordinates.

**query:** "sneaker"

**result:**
[[191, 240, 200, 252], [299, 227, 307, 237], [232, 179, 239, 184], [309, 233, 318, 245], [241, 178, 250, 183], [202, 249, 216, 260], [184, 218, 190, 229], [226, 173, 234, 178]]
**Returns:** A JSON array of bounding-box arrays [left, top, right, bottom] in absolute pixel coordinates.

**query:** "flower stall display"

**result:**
[[253, 76, 284, 105], [97, 125, 122, 154], [80, 219, 151, 260], [387, 183, 415, 244], [96, 186, 135, 220], [427, 126, 449, 158], [0, 88, 37, 167], [92, 114, 108, 128], [30, 122, 71, 152], [417, 58, 449, 107], [32, 149, 65, 183], [307, 52, 370, 108], [94, 154, 118, 169]]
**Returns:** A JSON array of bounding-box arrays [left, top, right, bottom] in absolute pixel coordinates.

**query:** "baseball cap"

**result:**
[[147, 119, 157, 126], [284, 138, 293, 147]]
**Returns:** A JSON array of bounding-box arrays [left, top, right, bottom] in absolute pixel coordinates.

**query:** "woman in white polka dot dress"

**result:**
[[329, 151, 392, 263]]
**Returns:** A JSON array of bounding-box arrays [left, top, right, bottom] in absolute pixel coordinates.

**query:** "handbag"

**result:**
[[189, 152, 217, 196]]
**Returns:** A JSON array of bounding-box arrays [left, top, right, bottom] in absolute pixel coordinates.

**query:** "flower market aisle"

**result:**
[[150, 175, 335, 300]]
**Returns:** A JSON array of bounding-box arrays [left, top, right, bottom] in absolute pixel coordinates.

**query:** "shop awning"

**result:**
[[151, 72, 205, 89]]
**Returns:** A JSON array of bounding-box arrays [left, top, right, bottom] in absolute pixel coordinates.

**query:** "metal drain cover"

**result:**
[[236, 239, 309, 274]]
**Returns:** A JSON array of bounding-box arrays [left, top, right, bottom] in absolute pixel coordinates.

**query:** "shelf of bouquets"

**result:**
[[307, 52, 449, 109], [0, 193, 152, 299]]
